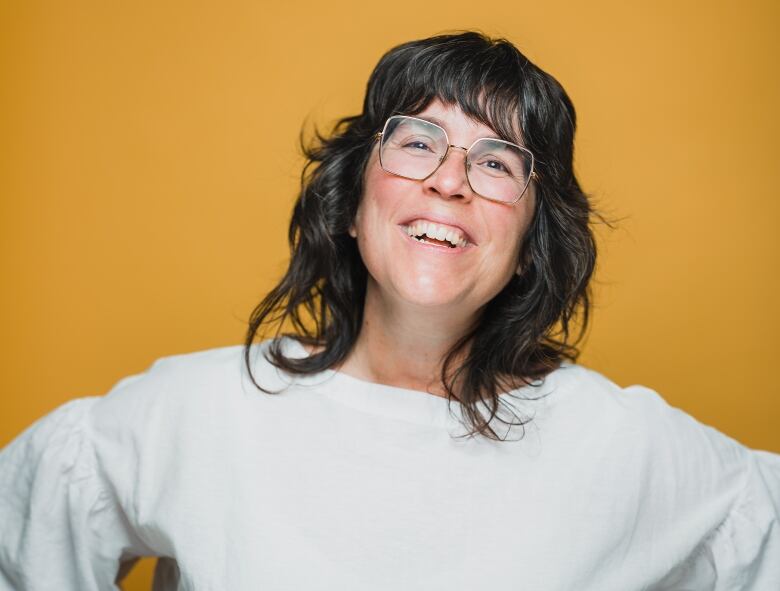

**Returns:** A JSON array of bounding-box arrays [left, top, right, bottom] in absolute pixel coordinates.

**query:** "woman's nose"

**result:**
[[421, 146, 474, 201]]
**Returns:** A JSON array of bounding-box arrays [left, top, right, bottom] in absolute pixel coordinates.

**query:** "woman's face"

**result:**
[[350, 99, 536, 318]]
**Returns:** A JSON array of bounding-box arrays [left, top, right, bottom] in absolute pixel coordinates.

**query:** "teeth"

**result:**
[[402, 220, 469, 248]]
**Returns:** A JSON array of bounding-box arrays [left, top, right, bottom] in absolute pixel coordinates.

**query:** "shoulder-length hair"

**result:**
[[243, 31, 599, 441]]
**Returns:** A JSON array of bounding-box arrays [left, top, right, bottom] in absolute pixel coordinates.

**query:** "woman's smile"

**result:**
[[397, 216, 478, 254], [398, 224, 471, 254]]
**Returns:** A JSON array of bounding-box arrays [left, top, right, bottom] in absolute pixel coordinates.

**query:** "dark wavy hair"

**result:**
[[243, 31, 599, 441]]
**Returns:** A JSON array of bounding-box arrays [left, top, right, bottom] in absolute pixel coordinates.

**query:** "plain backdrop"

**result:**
[[1, 1, 778, 587]]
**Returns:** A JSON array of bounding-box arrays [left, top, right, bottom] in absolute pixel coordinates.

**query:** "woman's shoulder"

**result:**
[[99, 336, 263, 392], [87, 338, 309, 427], [77, 340, 300, 484], [558, 362, 778, 490], [545, 361, 711, 429], [97, 343, 245, 404], [541, 362, 753, 473]]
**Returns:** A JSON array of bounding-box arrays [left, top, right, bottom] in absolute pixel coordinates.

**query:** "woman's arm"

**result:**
[[0, 369, 163, 589]]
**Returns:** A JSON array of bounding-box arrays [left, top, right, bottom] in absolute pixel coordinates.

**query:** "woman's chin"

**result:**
[[365, 272, 475, 312], [391, 284, 469, 311]]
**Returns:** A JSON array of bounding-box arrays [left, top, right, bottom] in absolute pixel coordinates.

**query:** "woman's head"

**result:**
[[351, 98, 537, 319], [245, 31, 597, 440]]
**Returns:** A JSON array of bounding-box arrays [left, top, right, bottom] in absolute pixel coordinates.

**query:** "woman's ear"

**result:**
[[516, 245, 532, 276], [349, 209, 361, 238]]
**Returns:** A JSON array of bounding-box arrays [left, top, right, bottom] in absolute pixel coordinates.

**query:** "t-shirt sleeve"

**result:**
[[700, 449, 780, 589], [619, 384, 780, 590], [0, 394, 154, 589], [652, 449, 780, 590]]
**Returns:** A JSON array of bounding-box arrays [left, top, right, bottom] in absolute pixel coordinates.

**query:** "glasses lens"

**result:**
[[467, 138, 534, 203], [379, 116, 448, 180]]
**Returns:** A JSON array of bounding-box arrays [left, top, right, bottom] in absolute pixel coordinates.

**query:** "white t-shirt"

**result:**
[[1, 337, 778, 590]]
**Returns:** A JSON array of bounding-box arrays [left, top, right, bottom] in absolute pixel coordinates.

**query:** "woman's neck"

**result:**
[[335, 282, 478, 397]]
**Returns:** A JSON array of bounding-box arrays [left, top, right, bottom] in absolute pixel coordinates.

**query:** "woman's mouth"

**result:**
[[399, 220, 471, 249]]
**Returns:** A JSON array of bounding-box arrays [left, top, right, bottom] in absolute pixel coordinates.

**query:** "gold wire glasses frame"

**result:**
[[373, 115, 538, 205]]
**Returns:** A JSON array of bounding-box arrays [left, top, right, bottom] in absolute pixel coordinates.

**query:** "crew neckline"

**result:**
[[281, 337, 571, 432]]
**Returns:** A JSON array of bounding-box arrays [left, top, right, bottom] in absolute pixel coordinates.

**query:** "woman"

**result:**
[[1, 32, 778, 590]]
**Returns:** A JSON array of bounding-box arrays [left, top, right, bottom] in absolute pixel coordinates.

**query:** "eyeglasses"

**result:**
[[374, 115, 537, 205]]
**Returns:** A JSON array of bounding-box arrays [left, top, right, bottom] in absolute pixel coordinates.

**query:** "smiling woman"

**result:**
[[246, 33, 596, 421], [1, 31, 779, 591]]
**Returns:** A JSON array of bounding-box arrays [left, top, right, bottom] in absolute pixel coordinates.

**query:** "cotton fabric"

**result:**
[[1, 337, 778, 590]]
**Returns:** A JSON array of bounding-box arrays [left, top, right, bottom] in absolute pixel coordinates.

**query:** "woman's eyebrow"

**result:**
[[418, 115, 503, 141], [419, 115, 446, 128]]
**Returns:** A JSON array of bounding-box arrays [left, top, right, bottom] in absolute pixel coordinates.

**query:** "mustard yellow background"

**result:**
[[1, 0, 778, 587]]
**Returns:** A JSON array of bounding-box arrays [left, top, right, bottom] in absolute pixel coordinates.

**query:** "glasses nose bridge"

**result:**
[[436, 143, 471, 172], [426, 142, 473, 198]]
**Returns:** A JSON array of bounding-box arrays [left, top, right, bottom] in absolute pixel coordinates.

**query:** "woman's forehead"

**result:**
[[409, 97, 524, 145], [416, 102, 493, 132]]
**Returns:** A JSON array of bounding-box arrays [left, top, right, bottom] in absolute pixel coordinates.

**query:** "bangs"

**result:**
[[363, 34, 528, 145]]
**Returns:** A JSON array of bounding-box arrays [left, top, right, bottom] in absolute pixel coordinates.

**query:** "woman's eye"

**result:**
[[403, 140, 433, 152], [480, 159, 511, 174]]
